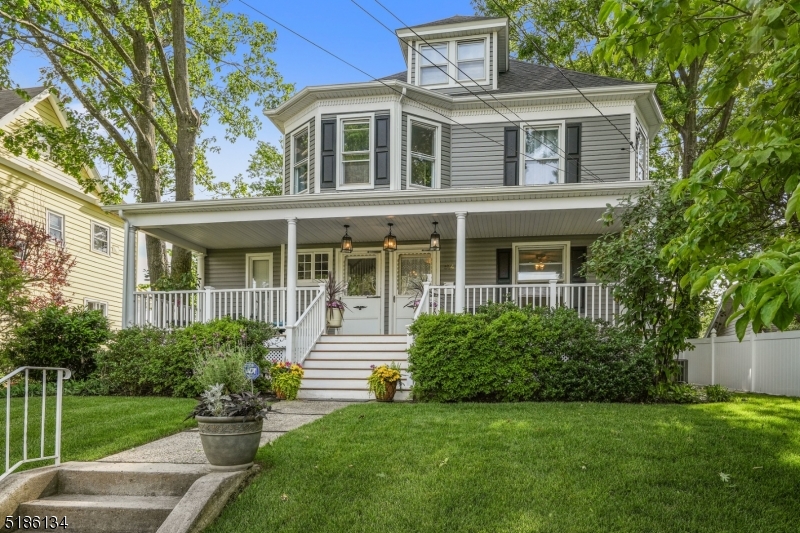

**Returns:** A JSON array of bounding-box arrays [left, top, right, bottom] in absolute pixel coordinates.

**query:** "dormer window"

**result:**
[[457, 41, 485, 80], [419, 43, 448, 86]]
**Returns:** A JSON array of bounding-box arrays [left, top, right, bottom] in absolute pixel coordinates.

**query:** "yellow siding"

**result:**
[[0, 98, 125, 328]]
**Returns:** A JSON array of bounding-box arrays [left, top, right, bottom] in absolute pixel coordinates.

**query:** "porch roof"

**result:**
[[104, 182, 647, 252]]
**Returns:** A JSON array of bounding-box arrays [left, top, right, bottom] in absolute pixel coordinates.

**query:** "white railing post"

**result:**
[[54, 370, 64, 466], [286, 218, 298, 361], [203, 286, 215, 323], [454, 212, 467, 313], [710, 328, 717, 385], [548, 279, 558, 308]]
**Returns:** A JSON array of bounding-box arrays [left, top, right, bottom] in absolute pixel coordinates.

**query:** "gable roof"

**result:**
[[403, 15, 502, 29], [0, 87, 48, 119]]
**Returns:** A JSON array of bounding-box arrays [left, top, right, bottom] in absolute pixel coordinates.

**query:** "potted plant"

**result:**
[[269, 361, 304, 400], [367, 362, 403, 402], [187, 384, 272, 471], [324, 272, 348, 328]]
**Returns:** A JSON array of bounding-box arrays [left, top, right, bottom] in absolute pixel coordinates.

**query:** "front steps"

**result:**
[[298, 335, 411, 401]]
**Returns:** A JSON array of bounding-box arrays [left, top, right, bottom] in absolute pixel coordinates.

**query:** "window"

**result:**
[[293, 129, 309, 193], [419, 43, 448, 86], [85, 300, 108, 316], [341, 120, 371, 186], [515, 243, 569, 283], [410, 122, 436, 188], [635, 124, 649, 181], [524, 127, 560, 185], [457, 41, 485, 81], [297, 251, 330, 283], [47, 211, 64, 243], [91, 222, 110, 255], [246, 253, 272, 288]]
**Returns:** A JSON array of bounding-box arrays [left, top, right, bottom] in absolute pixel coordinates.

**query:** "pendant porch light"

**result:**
[[429, 221, 441, 251], [341, 225, 353, 254], [383, 223, 397, 252]]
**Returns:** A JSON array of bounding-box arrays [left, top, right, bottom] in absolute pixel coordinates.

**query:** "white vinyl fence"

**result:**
[[679, 329, 800, 396]]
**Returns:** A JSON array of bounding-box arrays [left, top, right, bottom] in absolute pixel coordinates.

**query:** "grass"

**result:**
[[208, 396, 800, 533], [1, 396, 197, 471]]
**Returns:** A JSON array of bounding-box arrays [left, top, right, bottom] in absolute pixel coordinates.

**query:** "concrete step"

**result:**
[[303, 360, 409, 370], [307, 350, 408, 360], [57, 462, 209, 497], [17, 494, 180, 533], [311, 342, 408, 352], [301, 378, 413, 390], [304, 368, 409, 380], [298, 389, 411, 401], [317, 335, 406, 343]]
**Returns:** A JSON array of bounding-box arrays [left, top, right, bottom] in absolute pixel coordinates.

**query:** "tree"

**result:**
[[585, 179, 708, 383], [0, 0, 292, 287], [0, 199, 76, 332]]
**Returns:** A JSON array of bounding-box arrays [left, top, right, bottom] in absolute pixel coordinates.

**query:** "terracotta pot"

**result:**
[[274, 388, 287, 400], [375, 380, 398, 402], [327, 307, 344, 328]]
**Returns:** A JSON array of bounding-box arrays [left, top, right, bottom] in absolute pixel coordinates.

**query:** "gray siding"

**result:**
[[205, 248, 282, 290], [283, 139, 290, 195], [400, 112, 408, 189], [580, 115, 631, 183], [308, 119, 316, 193], [450, 122, 505, 188], [440, 122, 451, 188]]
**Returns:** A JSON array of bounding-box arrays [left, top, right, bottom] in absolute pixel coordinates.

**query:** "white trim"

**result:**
[[630, 110, 636, 181], [245, 252, 274, 288], [390, 98, 403, 190], [280, 244, 286, 288], [405, 115, 441, 189], [90, 220, 111, 255], [314, 112, 322, 194], [295, 248, 334, 286], [520, 121, 566, 185], [512, 241, 571, 283], [337, 113, 375, 190], [337, 247, 385, 332], [415, 36, 489, 89], [290, 125, 310, 194], [83, 298, 109, 317], [396, 18, 507, 39], [492, 31, 498, 91], [388, 245, 440, 334], [46, 209, 65, 245], [0, 89, 52, 129]]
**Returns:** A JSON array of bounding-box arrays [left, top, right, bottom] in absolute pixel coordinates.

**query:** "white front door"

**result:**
[[247, 254, 272, 288], [340, 252, 383, 334], [391, 251, 436, 334]]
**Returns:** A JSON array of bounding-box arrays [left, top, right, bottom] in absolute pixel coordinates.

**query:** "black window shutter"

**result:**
[[566, 123, 581, 184], [503, 126, 519, 186], [570, 246, 587, 283], [374, 115, 390, 186], [320, 119, 336, 189], [496, 248, 512, 284]]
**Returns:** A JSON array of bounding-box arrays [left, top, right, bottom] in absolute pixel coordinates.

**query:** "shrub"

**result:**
[[195, 345, 267, 394], [3, 305, 111, 379], [407, 304, 654, 403], [269, 362, 304, 400], [648, 382, 701, 404], [704, 384, 733, 403]]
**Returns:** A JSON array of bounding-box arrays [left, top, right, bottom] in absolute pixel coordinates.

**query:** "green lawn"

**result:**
[[1, 396, 196, 471], [208, 396, 800, 533]]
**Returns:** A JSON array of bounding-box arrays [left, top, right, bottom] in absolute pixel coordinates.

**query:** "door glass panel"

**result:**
[[250, 259, 271, 288], [346, 257, 377, 296], [398, 255, 432, 295]]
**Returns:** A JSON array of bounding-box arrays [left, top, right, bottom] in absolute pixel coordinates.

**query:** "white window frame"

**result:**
[[91, 221, 111, 255], [46, 210, 65, 245], [292, 127, 310, 194], [245, 253, 274, 288], [512, 241, 571, 283], [338, 114, 374, 190], [405, 115, 441, 189], [521, 122, 566, 186], [635, 122, 649, 181], [84, 299, 108, 317], [418, 42, 449, 87], [296, 248, 334, 286], [415, 36, 490, 89]]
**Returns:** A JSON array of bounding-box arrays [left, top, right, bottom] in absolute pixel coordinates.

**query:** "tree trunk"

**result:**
[[169, 0, 200, 286]]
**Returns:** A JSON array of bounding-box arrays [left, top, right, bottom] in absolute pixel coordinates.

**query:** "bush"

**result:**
[[97, 318, 278, 397], [3, 305, 111, 379], [649, 382, 701, 404], [407, 304, 654, 403], [704, 384, 733, 403], [195, 345, 268, 394]]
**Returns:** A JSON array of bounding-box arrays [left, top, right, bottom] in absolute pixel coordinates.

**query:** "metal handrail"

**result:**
[[2, 367, 72, 482]]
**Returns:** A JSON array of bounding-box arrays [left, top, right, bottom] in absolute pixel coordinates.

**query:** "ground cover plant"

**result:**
[[0, 396, 196, 473], [207, 397, 800, 533]]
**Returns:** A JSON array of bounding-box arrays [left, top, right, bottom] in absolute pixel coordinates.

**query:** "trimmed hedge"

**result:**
[[408, 303, 653, 402]]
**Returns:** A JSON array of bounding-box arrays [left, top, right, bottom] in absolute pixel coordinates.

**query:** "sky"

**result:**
[[6, 0, 478, 284]]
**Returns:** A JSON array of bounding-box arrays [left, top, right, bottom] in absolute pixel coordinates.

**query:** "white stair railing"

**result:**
[[291, 284, 327, 364], [2, 367, 71, 482]]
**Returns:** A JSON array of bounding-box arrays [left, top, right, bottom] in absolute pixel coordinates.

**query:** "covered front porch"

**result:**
[[110, 183, 641, 363]]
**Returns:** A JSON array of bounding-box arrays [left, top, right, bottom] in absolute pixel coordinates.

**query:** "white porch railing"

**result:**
[[2, 367, 72, 482], [290, 284, 327, 364]]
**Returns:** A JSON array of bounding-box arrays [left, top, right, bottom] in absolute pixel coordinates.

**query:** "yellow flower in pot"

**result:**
[[367, 362, 403, 402], [269, 362, 304, 400]]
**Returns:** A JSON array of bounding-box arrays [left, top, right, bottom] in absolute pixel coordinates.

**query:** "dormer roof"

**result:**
[[396, 15, 510, 73]]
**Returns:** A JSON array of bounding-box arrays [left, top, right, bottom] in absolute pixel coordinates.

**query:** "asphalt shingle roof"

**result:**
[[0, 87, 48, 118], [405, 15, 502, 29]]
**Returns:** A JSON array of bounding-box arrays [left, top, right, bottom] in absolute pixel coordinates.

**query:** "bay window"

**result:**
[[635, 123, 649, 181], [341, 120, 371, 186], [524, 127, 560, 185], [410, 122, 436, 188], [293, 129, 309, 193]]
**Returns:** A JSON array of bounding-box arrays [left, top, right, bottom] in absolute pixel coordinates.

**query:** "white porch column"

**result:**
[[710, 328, 717, 385], [455, 212, 467, 313], [196, 252, 205, 289], [285, 218, 298, 361], [121, 221, 136, 328]]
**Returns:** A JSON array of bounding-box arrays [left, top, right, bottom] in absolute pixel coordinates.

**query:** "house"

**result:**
[[106, 16, 663, 398], [0, 87, 125, 327]]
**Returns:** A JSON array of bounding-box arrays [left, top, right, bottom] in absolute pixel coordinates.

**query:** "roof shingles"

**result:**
[[0, 87, 48, 119]]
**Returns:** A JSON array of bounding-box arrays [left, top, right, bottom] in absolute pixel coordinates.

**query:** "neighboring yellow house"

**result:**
[[0, 87, 125, 327]]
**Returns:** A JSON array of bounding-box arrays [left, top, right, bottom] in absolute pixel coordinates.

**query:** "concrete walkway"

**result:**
[[100, 401, 352, 464]]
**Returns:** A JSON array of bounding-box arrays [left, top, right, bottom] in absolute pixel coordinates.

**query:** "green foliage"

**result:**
[[704, 384, 733, 403], [195, 345, 262, 394], [407, 304, 654, 403], [3, 305, 111, 379], [269, 362, 304, 400], [367, 362, 403, 398], [0, 247, 28, 339], [648, 382, 701, 404]]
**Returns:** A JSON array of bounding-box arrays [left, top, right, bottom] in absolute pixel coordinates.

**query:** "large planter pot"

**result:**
[[375, 381, 398, 402], [196, 416, 263, 471], [327, 307, 344, 328]]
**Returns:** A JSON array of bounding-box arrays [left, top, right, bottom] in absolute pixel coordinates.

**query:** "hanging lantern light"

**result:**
[[383, 223, 397, 252], [341, 225, 353, 254], [429, 221, 440, 251]]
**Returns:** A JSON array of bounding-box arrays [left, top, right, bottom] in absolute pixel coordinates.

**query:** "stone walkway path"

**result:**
[[100, 401, 353, 464]]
